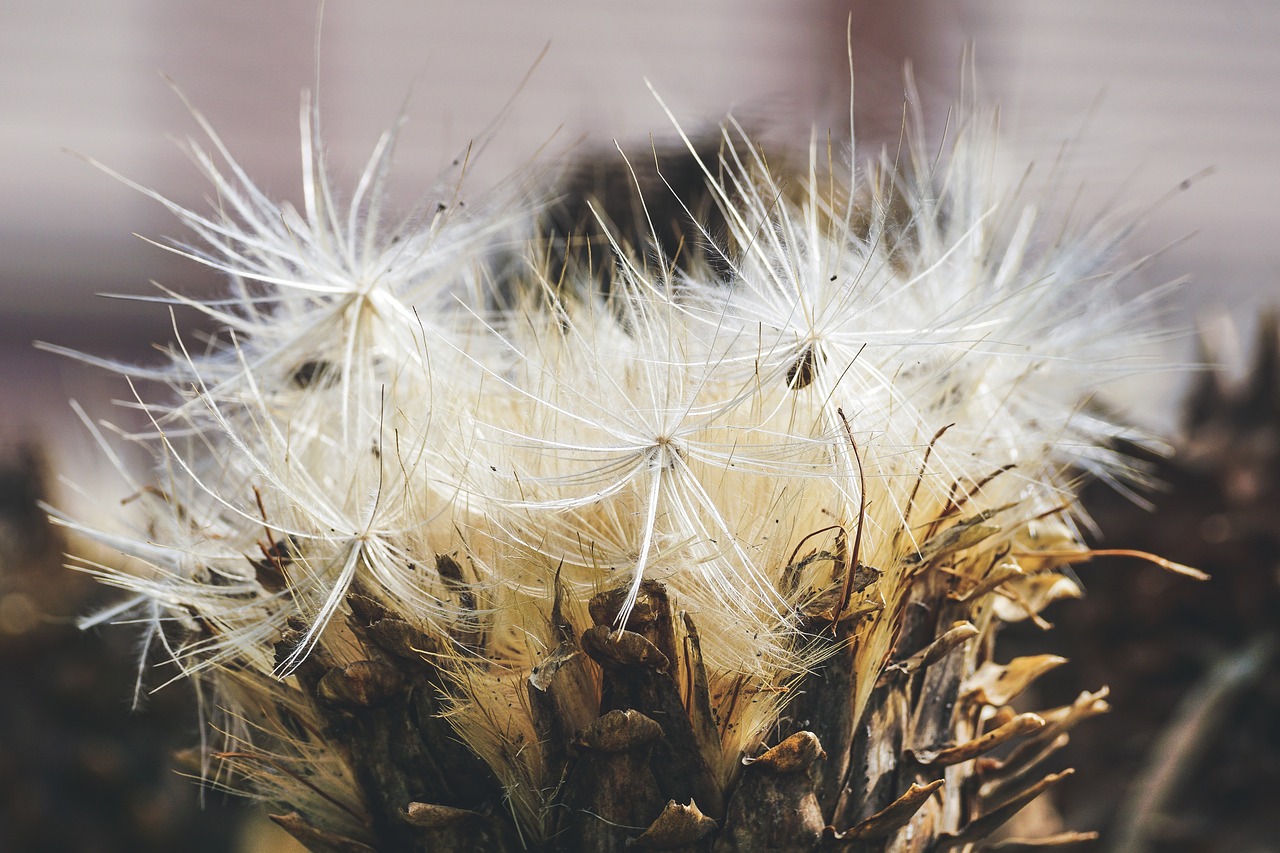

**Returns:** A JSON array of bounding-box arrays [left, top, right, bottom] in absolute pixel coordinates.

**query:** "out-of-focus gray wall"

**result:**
[[4, 0, 1279, 457], [937, 2, 1280, 374]]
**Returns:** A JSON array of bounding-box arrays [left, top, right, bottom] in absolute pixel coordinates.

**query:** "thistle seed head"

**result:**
[[51, 80, 1180, 849]]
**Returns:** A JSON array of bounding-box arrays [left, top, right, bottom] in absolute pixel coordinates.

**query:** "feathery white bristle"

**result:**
[[53, 79, 1170, 840]]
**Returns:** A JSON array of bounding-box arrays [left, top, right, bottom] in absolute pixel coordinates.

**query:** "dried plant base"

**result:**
[[260, 561, 1103, 852]]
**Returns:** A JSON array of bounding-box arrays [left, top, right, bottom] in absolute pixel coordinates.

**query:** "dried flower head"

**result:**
[[49, 78, 1201, 852]]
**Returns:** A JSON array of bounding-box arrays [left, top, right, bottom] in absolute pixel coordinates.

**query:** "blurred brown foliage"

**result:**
[[1006, 316, 1280, 851], [0, 446, 253, 853]]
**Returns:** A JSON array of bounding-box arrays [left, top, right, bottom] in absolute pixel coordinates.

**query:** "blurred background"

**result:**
[[2, 2, 1278, 850]]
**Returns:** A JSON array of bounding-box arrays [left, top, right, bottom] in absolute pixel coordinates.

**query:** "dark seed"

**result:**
[[786, 345, 822, 390], [291, 359, 333, 389]]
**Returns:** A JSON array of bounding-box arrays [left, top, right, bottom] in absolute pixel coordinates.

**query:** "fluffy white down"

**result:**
[[52, 87, 1169, 794]]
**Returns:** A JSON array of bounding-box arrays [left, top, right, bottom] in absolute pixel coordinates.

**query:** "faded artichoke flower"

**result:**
[[49, 84, 1201, 852]]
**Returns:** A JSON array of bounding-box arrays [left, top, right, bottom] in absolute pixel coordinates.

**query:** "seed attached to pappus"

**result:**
[[291, 359, 333, 388], [786, 344, 824, 390]]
